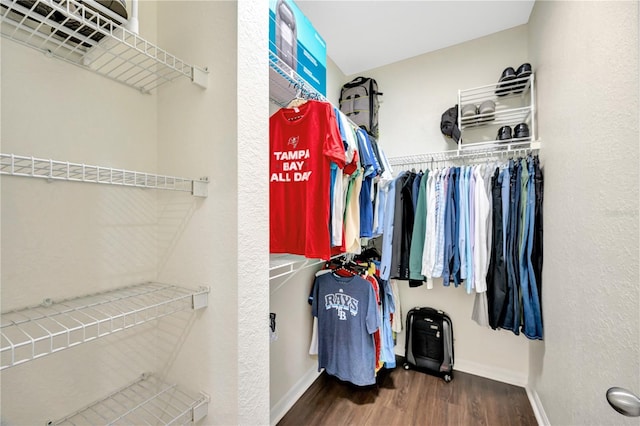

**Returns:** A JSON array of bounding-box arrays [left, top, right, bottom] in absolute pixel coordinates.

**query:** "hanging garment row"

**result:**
[[308, 250, 402, 386], [269, 99, 393, 261], [379, 155, 544, 340]]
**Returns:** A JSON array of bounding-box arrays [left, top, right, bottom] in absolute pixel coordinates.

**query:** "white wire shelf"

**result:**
[[269, 254, 325, 296], [459, 74, 533, 104], [0, 0, 208, 93], [269, 254, 323, 281], [51, 373, 209, 425], [460, 105, 532, 129], [387, 140, 541, 169], [0, 282, 209, 370], [0, 153, 209, 197], [269, 50, 327, 107]]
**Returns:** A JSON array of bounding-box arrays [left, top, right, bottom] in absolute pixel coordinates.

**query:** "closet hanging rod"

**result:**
[[387, 140, 541, 168], [0, 153, 209, 197]]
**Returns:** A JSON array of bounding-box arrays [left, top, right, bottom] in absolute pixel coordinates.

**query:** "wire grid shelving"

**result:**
[[0, 153, 209, 197], [51, 373, 209, 425], [269, 254, 320, 280], [0, 282, 209, 370], [457, 73, 537, 145], [0, 0, 208, 93], [269, 50, 327, 107]]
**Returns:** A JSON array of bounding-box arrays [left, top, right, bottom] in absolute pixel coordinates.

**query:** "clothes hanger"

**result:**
[[286, 83, 308, 109]]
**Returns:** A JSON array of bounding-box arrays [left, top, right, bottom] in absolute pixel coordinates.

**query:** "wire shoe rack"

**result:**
[[457, 73, 537, 145]]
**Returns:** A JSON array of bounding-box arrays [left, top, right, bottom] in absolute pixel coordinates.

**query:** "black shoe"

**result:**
[[496, 67, 516, 97], [514, 123, 530, 139], [512, 63, 532, 94], [497, 126, 512, 141]]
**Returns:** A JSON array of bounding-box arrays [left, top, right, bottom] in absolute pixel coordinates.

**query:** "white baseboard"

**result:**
[[270, 366, 321, 426], [453, 359, 528, 387], [526, 386, 550, 426]]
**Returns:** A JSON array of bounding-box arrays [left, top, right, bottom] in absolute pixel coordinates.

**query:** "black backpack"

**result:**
[[440, 104, 461, 142], [339, 77, 382, 137]]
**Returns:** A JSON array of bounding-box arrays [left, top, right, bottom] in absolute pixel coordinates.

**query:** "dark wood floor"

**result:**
[[277, 359, 537, 426]]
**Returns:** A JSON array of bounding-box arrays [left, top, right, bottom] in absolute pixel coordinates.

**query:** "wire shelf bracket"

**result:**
[[0, 153, 209, 197], [0, 282, 210, 370], [0, 0, 208, 93], [269, 253, 345, 296], [49, 373, 210, 425]]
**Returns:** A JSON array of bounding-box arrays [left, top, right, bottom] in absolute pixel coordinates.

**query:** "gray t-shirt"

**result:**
[[312, 273, 380, 386]]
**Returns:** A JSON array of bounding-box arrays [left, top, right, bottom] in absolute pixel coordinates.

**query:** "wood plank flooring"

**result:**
[[277, 359, 537, 426]]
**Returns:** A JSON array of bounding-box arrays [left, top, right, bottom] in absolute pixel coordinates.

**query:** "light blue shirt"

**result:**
[[458, 166, 469, 280], [432, 168, 448, 278], [466, 166, 476, 293]]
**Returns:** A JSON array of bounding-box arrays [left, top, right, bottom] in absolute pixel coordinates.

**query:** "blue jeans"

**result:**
[[521, 159, 543, 339]]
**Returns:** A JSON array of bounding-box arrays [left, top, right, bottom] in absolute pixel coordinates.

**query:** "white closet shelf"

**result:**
[[458, 74, 533, 104], [0, 153, 209, 197], [0, 0, 208, 93], [269, 254, 324, 281], [0, 282, 209, 370], [387, 140, 541, 168], [269, 51, 326, 107], [460, 105, 532, 129], [51, 373, 209, 425]]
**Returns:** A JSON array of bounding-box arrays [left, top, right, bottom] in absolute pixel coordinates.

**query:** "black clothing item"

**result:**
[[398, 172, 418, 280], [450, 168, 462, 287], [390, 172, 408, 279], [486, 168, 507, 329], [502, 160, 522, 333]]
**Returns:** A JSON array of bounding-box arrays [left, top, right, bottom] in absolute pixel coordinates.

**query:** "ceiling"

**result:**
[[295, 1, 535, 76]]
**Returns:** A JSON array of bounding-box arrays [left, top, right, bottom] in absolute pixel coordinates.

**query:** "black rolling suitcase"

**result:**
[[403, 307, 454, 382]]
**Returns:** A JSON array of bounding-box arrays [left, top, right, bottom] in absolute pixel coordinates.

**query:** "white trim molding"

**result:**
[[526, 387, 551, 426], [453, 359, 528, 387], [270, 366, 322, 426]]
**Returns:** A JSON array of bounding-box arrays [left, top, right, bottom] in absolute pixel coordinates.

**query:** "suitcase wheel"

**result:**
[[444, 374, 452, 383], [403, 363, 410, 370]]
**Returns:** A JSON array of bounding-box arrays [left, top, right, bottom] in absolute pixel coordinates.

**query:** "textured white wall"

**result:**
[[155, 1, 242, 424], [365, 26, 533, 383], [528, 1, 640, 424], [237, 0, 271, 424], [0, 2, 165, 423]]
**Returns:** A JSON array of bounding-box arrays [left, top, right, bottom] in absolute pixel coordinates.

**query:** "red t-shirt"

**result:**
[[270, 101, 346, 260]]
